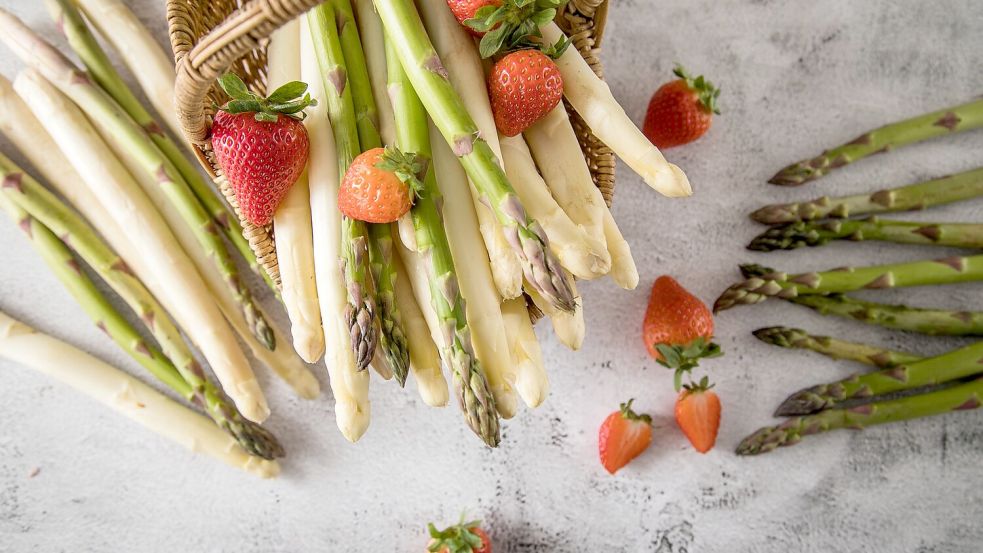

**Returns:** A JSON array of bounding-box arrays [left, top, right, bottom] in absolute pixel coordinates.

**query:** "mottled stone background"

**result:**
[[1, 1, 982, 551]]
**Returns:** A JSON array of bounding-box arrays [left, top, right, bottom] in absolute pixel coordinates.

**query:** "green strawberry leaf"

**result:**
[[267, 81, 309, 104], [217, 73, 253, 101], [474, 0, 565, 59], [655, 337, 723, 392], [376, 146, 429, 201], [225, 99, 263, 114], [217, 73, 318, 121], [673, 63, 722, 115]]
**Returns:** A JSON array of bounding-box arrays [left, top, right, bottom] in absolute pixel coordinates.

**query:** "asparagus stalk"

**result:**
[[42, 0, 274, 295], [527, 278, 585, 351], [770, 99, 983, 186], [390, 37, 501, 440], [72, 0, 183, 141], [14, 69, 269, 423], [308, 3, 379, 372], [0, 10, 275, 350], [302, 24, 371, 441], [540, 22, 691, 198], [752, 327, 922, 368], [268, 19, 325, 363], [353, 0, 397, 146], [500, 296, 549, 409], [392, 248, 449, 406], [714, 255, 983, 313], [0, 183, 282, 460], [0, 74, 318, 400], [775, 338, 983, 416], [751, 168, 983, 225], [0, 311, 280, 477], [333, 0, 411, 382], [498, 133, 611, 279], [749, 217, 983, 252], [374, 0, 575, 313], [416, 0, 524, 299], [737, 377, 983, 455]]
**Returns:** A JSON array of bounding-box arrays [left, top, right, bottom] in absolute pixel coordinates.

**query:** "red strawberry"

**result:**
[[643, 64, 721, 149], [210, 74, 316, 226], [674, 377, 721, 453], [427, 519, 491, 553], [447, 0, 502, 37], [642, 276, 722, 390], [598, 399, 653, 475], [338, 146, 424, 223], [488, 46, 566, 136]]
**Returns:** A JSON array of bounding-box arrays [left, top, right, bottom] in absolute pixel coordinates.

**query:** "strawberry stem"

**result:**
[[216, 73, 318, 122], [619, 398, 653, 425], [654, 337, 723, 392], [672, 64, 722, 115], [376, 145, 427, 200]]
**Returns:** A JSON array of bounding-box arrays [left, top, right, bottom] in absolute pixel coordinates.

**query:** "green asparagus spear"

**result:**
[[332, 0, 410, 382], [0, 158, 281, 459], [0, 16, 275, 350], [769, 99, 983, 186], [752, 327, 922, 368], [44, 0, 277, 295], [714, 255, 983, 312], [751, 168, 983, 225], [774, 337, 983, 416], [386, 33, 500, 445], [373, 0, 575, 313], [309, 2, 379, 371], [737, 377, 983, 455], [749, 217, 983, 252]]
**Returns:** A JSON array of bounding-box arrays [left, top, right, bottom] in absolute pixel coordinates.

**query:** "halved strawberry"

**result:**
[[675, 377, 721, 454], [598, 399, 653, 474]]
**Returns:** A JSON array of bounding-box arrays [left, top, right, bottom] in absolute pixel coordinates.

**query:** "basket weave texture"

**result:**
[[168, 0, 615, 288]]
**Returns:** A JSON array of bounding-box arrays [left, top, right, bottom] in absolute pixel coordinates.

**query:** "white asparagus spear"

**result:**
[[73, 0, 183, 140], [527, 278, 585, 351], [501, 297, 549, 409], [0, 311, 279, 478], [498, 133, 610, 279], [429, 123, 518, 419], [14, 69, 269, 423], [417, 0, 523, 299], [523, 104, 605, 243], [541, 22, 691, 199], [269, 19, 325, 364], [302, 23, 370, 442], [523, 103, 638, 290], [353, 0, 396, 146], [392, 248, 448, 407]]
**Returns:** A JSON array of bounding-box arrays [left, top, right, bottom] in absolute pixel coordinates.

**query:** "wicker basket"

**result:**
[[168, 0, 615, 289]]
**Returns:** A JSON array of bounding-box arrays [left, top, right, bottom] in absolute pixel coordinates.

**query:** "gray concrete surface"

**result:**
[[2, 0, 983, 551]]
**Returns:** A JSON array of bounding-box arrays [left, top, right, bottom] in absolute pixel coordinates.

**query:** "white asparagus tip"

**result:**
[[646, 161, 692, 198], [230, 377, 272, 423]]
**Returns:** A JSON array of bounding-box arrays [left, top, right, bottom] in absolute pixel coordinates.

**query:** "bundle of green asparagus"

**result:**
[[718, 97, 983, 455], [0, 0, 328, 471]]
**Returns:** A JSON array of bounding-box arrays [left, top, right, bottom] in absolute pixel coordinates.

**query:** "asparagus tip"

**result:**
[[774, 391, 827, 417]]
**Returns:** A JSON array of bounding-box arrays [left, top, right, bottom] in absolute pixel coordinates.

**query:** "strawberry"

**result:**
[[598, 399, 653, 475], [210, 73, 316, 226], [447, 0, 502, 37], [642, 276, 722, 391], [427, 519, 492, 553], [642, 64, 721, 149], [338, 146, 425, 223], [674, 377, 721, 454], [488, 44, 567, 137]]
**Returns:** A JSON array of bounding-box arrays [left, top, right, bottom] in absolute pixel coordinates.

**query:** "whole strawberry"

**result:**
[[489, 43, 567, 137], [598, 399, 653, 475], [339, 146, 425, 223], [642, 64, 721, 149], [211, 74, 316, 226], [675, 376, 721, 454], [642, 276, 722, 390], [447, 0, 502, 37]]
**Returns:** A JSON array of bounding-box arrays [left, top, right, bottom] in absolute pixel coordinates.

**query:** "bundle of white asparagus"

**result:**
[[0, 0, 690, 458], [0, 0, 322, 472]]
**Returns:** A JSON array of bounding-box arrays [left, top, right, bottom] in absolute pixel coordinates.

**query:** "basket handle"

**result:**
[[170, 0, 324, 148]]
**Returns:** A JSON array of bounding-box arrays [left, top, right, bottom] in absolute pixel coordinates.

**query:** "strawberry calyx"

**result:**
[[375, 146, 427, 201], [681, 375, 715, 394], [427, 518, 484, 553], [216, 73, 317, 123], [672, 64, 721, 115], [655, 337, 723, 392], [618, 398, 652, 425], [467, 0, 564, 58]]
